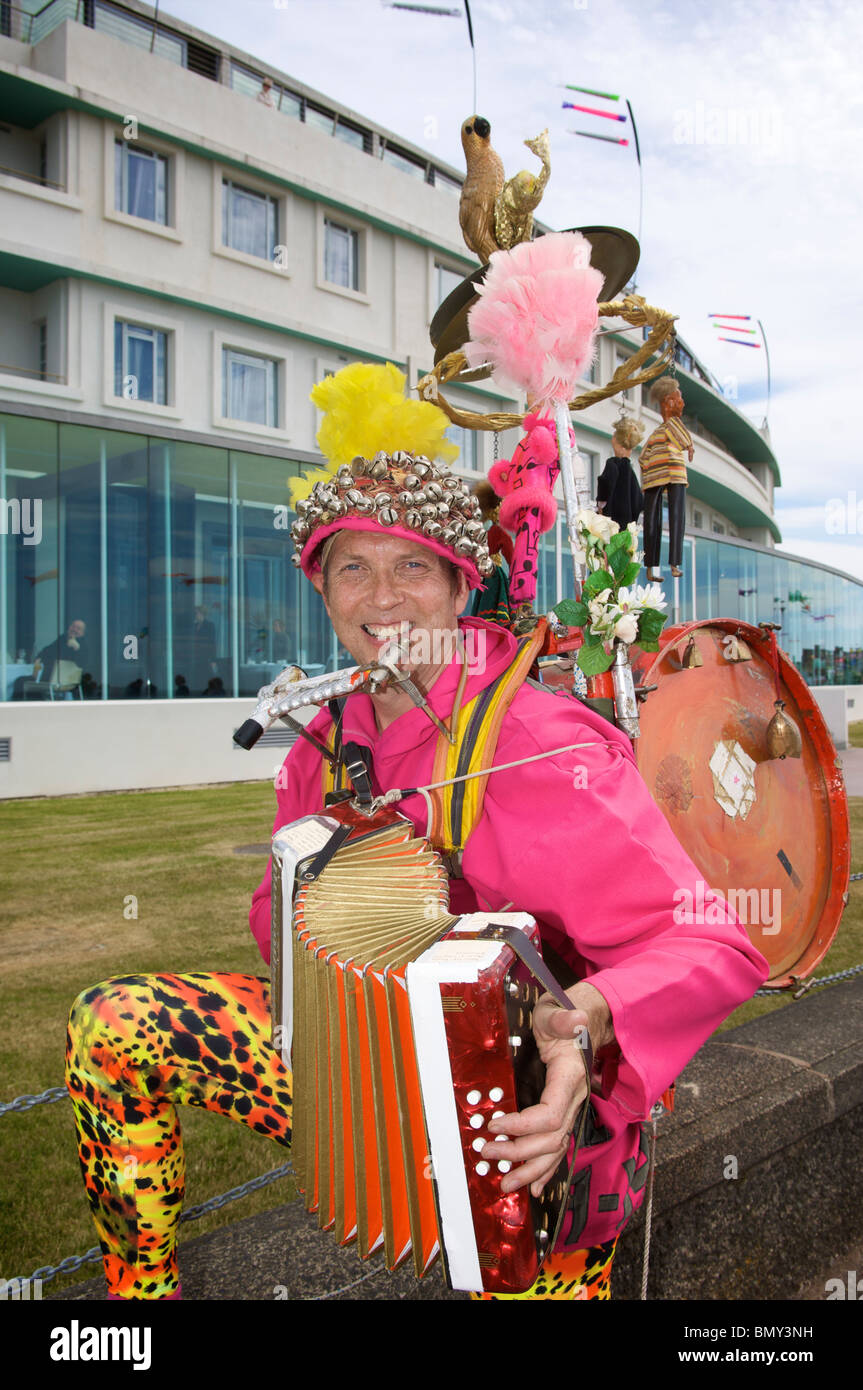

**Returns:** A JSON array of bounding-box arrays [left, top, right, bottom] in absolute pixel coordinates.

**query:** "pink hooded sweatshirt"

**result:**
[[249, 617, 769, 1248]]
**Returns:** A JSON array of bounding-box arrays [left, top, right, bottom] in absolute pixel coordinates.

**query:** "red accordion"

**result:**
[[270, 801, 585, 1294]]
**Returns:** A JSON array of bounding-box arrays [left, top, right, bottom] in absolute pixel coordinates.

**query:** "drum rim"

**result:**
[[634, 617, 850, 990]]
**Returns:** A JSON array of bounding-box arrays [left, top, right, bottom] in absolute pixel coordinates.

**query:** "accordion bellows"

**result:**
[[279, 807, 576, 1294]]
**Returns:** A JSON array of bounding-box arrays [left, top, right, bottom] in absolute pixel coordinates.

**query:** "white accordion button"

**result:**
[[494, 1134, 508, 1143], [472, 1137, 485, 1152], [497, 1160, 512, 1174], [489, 1087, 504, 1103], [469, 1114, 484, 1129], [476, 1161, 490, 1176], [466, 1089, 482, 1105], [492, 1110, 505, 1120]]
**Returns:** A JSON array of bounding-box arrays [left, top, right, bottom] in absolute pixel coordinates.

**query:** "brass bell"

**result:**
[[765, 700, 802, 759]]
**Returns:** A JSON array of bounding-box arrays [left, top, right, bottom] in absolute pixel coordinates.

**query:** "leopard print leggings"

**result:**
[[65, 971, 616, 1301]]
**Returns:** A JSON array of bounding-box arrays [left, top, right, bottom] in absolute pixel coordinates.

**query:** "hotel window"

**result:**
[[222, 179, 278, 261], [432, 169, 462, 195], [37, 321, 47, 381], [114, 321, 168, 404], [222, 349, 278, 427], [693, 508, 704, 529], [115, 141, 168, 224], [712, 518, 726, 535], [381, 144, 427, 179], [446, 423, 479, 472], [616, 350, 638, 403], [323, 219, 360, 291], [435, 262, 463, 310]]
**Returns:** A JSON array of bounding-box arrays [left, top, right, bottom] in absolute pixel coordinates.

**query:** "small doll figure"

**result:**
[[488, 412, 561, 615], [639, 377, 693, 581], [596, 416, 645, 530], [468, 480, 513, 628]]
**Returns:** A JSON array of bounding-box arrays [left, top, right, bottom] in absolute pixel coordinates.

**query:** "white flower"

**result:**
[[613, 613, 639, 644], [577, 509, 619, 545], [634, 582, 667, 611]]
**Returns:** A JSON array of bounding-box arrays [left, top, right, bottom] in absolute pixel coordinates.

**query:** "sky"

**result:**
[[165, 0, 863, 581]]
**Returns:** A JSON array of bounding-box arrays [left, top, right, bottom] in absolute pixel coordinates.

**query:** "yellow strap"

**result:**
[[320, 621, 546, 849], [429, 621, 547, 852]]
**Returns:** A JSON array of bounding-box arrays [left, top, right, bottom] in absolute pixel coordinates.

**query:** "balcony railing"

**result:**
[[2, 1, 464, 194], [0, 160, 64, 191], [0, 362, 67, 384], [1, 1, 220, 78]]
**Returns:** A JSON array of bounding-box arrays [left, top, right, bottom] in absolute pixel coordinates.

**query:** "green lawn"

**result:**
[[850, 720, 863, 748], [1, 780, 861, 1296]]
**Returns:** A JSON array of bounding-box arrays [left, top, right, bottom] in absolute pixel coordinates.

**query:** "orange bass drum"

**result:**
[[629, 620, 850, 989]]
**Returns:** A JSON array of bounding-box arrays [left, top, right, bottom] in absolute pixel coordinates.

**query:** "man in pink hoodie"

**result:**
[[65, 440, 768, 1303], [249, 450, 769, 1298]]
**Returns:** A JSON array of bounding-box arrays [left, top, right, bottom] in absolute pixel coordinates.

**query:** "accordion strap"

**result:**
[[427, 620, 548, 854], [318, 621, 548, 851]]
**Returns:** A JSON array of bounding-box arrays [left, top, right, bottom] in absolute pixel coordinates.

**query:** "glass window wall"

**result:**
[[3, 412, 863, 700]]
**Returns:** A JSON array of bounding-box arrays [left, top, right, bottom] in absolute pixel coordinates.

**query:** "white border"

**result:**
[[212, 329, 291, 441], [212, 165, 291, 278], [315, 205, 370, 303], [102, 301, 184, 419], [102, 124, 184, 243]]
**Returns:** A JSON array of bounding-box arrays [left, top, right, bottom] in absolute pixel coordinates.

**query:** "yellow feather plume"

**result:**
[[288, 362, 459, 508]]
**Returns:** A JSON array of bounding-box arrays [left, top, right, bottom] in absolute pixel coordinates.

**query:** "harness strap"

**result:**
[[428, 621, 547, 854], [320, 621, 547, 853]]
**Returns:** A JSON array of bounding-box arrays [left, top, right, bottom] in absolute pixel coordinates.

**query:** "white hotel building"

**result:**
[[1, 0, 860, 795]]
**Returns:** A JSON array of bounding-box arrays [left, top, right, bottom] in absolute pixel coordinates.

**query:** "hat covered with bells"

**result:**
[[289, 362, 494, 588]]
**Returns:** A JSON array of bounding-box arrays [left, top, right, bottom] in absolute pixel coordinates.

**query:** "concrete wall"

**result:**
[[0, 696, 311, 799], [812, 685, 861, 750]]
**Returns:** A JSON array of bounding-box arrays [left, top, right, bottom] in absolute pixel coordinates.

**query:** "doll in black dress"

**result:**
[[595, 416, 645, 530]]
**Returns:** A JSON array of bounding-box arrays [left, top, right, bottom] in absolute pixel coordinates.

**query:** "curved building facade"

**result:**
[[1, 1, 860, 791]]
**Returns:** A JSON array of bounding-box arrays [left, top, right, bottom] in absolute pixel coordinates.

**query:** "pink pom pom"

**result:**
[[463, 233, 602, 407]]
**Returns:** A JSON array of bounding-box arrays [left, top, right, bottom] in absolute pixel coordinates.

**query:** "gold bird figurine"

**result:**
[[459, 115, 505, 263], [494, 129, 552, 250]]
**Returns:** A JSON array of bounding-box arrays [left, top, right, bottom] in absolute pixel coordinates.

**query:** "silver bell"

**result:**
[[405, 510, 423, 529], [422, 520, 442, 539], [379, 507, 399, 526]]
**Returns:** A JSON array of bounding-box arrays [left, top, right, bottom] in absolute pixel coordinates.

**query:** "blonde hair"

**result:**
[[612, 417, 645, 451], [649, 375, 681, 409]]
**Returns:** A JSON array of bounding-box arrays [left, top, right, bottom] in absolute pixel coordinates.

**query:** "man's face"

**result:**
[[310, 531, 470, 688], [68, 621, 85, 640]]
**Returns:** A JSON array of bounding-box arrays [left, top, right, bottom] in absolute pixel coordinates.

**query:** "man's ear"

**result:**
[[309, 570, 329, 615], [454, 570, 471, 613]]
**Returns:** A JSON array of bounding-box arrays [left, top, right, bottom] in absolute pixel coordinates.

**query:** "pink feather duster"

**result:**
[[463, 232, 603, 408]]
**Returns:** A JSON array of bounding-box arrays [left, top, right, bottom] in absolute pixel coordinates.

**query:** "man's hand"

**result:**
[[482, 982, 614, 1198]]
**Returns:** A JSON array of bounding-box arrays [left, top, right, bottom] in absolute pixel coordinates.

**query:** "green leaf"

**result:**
[[606, 530, 631, 557], [638, 638, 660, 652], [608, 546, 629, 579], [577, 641, 615, 676], [582, 569, 614, 599], [553, 599, 589, 627], [621, 561, 641, 587], [638, 609, 668, 642]]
